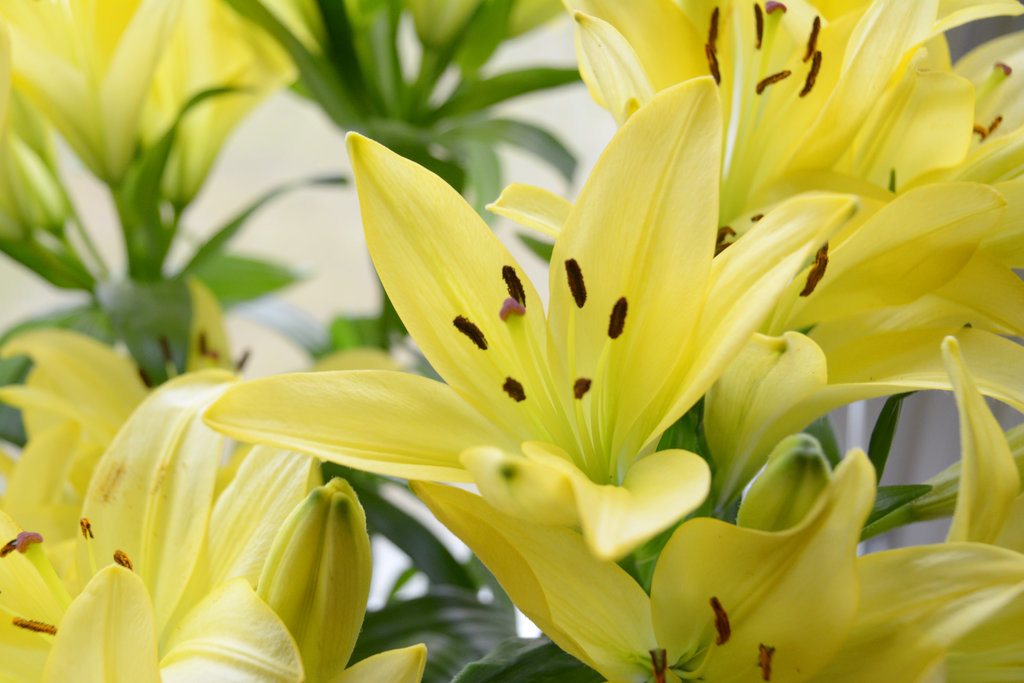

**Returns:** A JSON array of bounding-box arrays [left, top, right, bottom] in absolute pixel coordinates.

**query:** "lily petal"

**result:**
[[651, 451, 874, 681], [946, 587, 1024, 679], [42, 565, 161, 683], [206, 370, 518, 482], [331, 644, 427, 683], [186, 278, 232, 372], [414, 481, 656, 682], [487, 182, 570, 238], [572, 12, 654, 124], [159, 577, 303, 683]]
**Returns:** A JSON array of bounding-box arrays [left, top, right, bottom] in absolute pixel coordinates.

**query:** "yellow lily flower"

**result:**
[[0, 0, 184, 184], [206, 77, 859, 559]]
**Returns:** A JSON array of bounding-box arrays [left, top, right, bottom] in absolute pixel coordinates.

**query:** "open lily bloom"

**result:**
[[206, 77, 859, 559], [417, 448, 1024, 682], [558, 0, 1023, 223]]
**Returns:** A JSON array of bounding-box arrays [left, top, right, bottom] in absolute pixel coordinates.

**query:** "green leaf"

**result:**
[[803, 415, 842, 468], [442, 118, 576, 183], [861, 484, 932, 540], [329, 315, 386, 351], [0, 304, 115, 347], [190, 253, 306, 307], [235, 297, 331, 358], [517, 233, 553, 262], [351, 586, 517, 683], [452, 637, 603, 683], [181, 175, 346, 275], [461, 141, 503, 219], [431, 68, 580, 121], [867, 392, 914, 482], [657, 397, 709, 459], [453, 0, 513, 77], [96, 279, 192, 386], [0, 356, 30, 446]]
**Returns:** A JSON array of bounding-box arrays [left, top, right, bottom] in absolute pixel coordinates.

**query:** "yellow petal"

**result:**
[[77, 370, 235, 636], [159, 577, 303, 683], [414, 482, 656, 682], [808, 543, 1024, 682], [572, 12, 654, 124], [651, 451, 874, 681], [186, 277, 232, 372], [943, 336, 1020, 543], [0, 508, 70, 632], [347, 132, 550, 441], [946, 589, 1024, 679], [932, 0, 1024, 35], [206, 370, 519, 481], [331, 644, 427, 683], [995, 495, 1024, 553], [984, 178, 1024, 268], [486, 182, 570, 239], [43, 565, 161, 683]]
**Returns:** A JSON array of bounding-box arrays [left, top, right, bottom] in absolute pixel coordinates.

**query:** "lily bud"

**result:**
[[408, 0, 479, 47], [257, 477, 371, 682], [738, 434, 832, 532]]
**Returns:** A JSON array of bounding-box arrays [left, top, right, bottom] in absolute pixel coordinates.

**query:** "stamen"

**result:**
[[502, 265, 526, 306], [198, 332, 220, 360], [159, 336, 173, 364], [710, 596, 731, 645], [799, 51, 822, 97], [765, 1, 786, 13], [988, 115, 1004, 136], [113, 549, 133, 571], [804, 16, 820, 61], [1, 532, 42, 558], [973, 123, 989, 140], [573, 378, 592, 399], [235, 349, 251, 372], [751, 214, 764, 222], [12, 618, 56, 635], [705, 43, 721, 84], [80, 518, 94, 539], [138, 367, 153, 388], [453, 315, 488, 350], [500, 297, 526, 321], [756, 70, 791, 95], [799, 243, 829, 296], [758, 644, 776, 680], [996, 62, 1012, 76], [564, 259, 587, 308], [608, 298, 628, 339], [502, 377, 526, 402], [708, 7, 719, 50], [0, 540, 14, 558], [649, 649, 668, 683], [716, 226, 736, 255], [755, 3, 764, 49]]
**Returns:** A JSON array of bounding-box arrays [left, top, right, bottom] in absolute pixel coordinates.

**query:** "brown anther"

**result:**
[[502, 377, 526, 402], [113, 549, 133, 571], [608, 297, 628, 339], [453, 316, 488, 350], [756, 70, 792, 95], [705, 43, 721, 84], [502, 265, 526, 307], [799, 243, 829, 297], [799, 51, 822, 97], [235, 349, 252, 372], [649, 649, 668, 683], [804, 16, 820, 61], [159, 336, 173, 364], [564, 259, 587, 308], [138, 367, 153, 388], [751, 213, 764, 222], [0, 540, 16, 558], [198, 332, 220, 360], [708, 7, 719, 49], [710, 596, 731, 645], [754, 3, 764, 49], [80, 518, 94, 539], [12, 618, 56, 635], [573, 378, 592, 399], [758, 644, 776, 680], [988, 115, 1004, 136], [973, 123, 989, 140], [716, 226, 736, 255]]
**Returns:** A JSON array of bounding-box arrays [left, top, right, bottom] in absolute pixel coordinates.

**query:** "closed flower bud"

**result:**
[[738, 434, 832, 532]]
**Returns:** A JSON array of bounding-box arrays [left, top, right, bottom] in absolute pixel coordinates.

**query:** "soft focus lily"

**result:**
[[207, 77, 859, 559]]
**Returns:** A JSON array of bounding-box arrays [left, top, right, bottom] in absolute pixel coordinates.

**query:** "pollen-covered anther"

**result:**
[[0, 532, 43, 558], [708, 7, 719, 49], [804, 16, 820, 61], [756, 70, 792, 95], [754, 3, 764, 49], [608, 297, 628, 339], [454, 315, 488, 350], [500, 297, 526, 321], [705, 43, 721, 84], [80, 518, 94, 539], [159, 336, 173, 364], [973, 123, 989, 140], [996, 62, 1012, 76], [12, 618, 56, 636], [113, 549, 133, 571], [649, 648, 668, 683], [988, 115, 1004, 136], [564, 259, 588, 308], [502, 377, 526, 402], [716, 226, 736, 255], [235, 349, 252, 372], [710, 596, 731, 645], [799, 51, 822, 97], [799, 243, 829, 297], [765, 1, 786, 13], [198, 332, 219, 360], [502, 265, 526, 306], [573, 378, 592, 399], [758, 644, 776, 680]]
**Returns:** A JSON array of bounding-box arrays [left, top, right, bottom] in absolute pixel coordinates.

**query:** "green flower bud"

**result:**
[[257, 477, 372, 683], [737, 434, 832, 532], [408, 0, 479, 47]]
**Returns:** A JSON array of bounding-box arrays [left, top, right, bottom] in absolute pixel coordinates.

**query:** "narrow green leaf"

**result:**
[[0, 305, 115, 346], [516, 233, 553, 262], [442, 118, 576, 183], [867, 392, 914, 482], [235, 297, 331, 357], [329, 315, 386, 351], [430, 68, 581, 121], [190, 253, 306, 307], [0, 356, 30, 446], [452, 637, 603, 683], [453, 0, 513, 76], [461, 141, 503, 219], [803, 415, 842, 468], [861, 484, 932, 540]]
